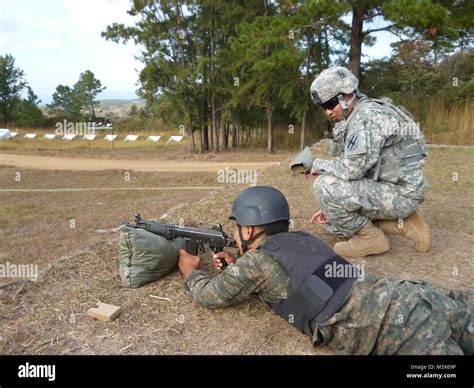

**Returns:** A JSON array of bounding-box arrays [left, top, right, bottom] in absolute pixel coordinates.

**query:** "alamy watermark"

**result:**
[[325, 261, 365, 281], [369, 116, 422, 138], [18, 362, 55, 382], [381, 121, 422, 137], [0, 261, 38, 282], [55, 120, 96, 136], [217, 167, 258, 186]]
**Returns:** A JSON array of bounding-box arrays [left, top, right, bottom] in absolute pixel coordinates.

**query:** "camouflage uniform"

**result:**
[[184, 248, 473, 355], [312, 96, 428, 238]]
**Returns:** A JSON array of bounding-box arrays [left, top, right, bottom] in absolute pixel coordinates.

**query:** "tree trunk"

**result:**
[[348, 1, 364, 78], [215, 114, 220, 152], [203, 124, 209, 152], [240, 125, 244, 147], [177, 3, 194, 154], [182, 93, 195, 154], [300, 110, 307, 150], [188, 122, 195, 154], [231, 120, 237, 148], [202, 90, 209, 152], [209, 124, 213, 150], [263, 0, 273, 154], [210, 5, 218, 153], [223, 122, 229, 149], [90, 97, 95, 120], [199, 125, 205, 154], [211, 97, 218, 153], [266, 106, 273, 154]]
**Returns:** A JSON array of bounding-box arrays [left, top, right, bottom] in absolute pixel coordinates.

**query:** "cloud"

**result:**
[[15, 37, 61, 51], [67, 0, 137, 34], [0, 33, 7, 51], [1, 0, 143, 101]]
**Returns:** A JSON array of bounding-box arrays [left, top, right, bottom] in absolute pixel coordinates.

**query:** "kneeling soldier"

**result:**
[[309, 66, 430, 257]]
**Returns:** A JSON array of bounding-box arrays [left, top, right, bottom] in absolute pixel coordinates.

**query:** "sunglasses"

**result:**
[[320, 95, 340, 110]]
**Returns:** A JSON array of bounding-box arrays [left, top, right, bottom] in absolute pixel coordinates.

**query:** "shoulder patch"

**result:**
[[345, 130, 367, 156]]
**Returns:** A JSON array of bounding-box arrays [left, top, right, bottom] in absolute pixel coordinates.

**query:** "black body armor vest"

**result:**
[[260, 231, 359, 336]]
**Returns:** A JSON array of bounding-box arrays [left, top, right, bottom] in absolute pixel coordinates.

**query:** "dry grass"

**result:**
[[0, 127, 190, 154], [0, 129, 294, 162], [0, 169, 220, 272], [424, 99, 474, 145], [0, 244, 323, 355], [0, 145, 473, 355]]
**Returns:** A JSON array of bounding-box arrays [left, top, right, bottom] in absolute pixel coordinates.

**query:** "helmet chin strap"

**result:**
[[337, 93, 356, 120], [237, 225, 265, 253]]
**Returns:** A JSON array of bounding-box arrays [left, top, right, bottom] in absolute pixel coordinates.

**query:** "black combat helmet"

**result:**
[[229, 186, 290, 252], [229, 186, 290, 226]]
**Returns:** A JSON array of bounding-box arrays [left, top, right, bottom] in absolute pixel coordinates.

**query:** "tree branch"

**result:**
[[386, 28, 405, 41], [363, 24, 397, 36], [362, 12, 384, 22]]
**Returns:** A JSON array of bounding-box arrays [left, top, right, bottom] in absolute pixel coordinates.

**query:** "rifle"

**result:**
[[126, 213, 235, 269]]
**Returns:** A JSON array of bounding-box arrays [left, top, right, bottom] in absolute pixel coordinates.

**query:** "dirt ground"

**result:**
[[0, 153, 278, 172], [0, 145, 473, 355]]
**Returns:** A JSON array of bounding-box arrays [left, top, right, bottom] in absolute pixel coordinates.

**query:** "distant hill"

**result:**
[[97, 99, 146, 117], [40, 99, 147, 118]]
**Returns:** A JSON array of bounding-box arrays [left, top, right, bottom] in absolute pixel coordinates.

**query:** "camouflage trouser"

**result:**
[[313, 276, 473, 355], [313, 175, 421, 238], [373, 281, 473, 355]]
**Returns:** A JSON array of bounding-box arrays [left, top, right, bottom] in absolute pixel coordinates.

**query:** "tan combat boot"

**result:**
[[333, 221, 390, 257], [376, 209, 430, 253]]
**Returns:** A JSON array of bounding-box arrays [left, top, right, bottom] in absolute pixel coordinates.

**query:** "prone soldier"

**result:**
[[178, 186, 472, 355]]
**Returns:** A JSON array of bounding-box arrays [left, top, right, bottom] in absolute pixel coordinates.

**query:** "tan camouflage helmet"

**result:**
[[310, 66, 359, 105]]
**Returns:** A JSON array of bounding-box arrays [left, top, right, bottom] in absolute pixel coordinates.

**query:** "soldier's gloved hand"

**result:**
[[310, 210, 328, 225], [178, 249, 201, 279], [213, 251, 236, 271]]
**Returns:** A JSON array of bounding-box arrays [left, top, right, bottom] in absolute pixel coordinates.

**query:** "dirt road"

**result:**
[[0, 153, 277, 172]]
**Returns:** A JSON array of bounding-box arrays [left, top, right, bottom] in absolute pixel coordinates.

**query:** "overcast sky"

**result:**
[[0, 0, 399, 104]]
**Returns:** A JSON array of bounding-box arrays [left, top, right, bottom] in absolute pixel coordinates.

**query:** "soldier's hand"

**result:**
[[310, 167, 319, 179], [213, 251, 236, 270], [310, 210, 328, 224], [178, 249, 201, 279]]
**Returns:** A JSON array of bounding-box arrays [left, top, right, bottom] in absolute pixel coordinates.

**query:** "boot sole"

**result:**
[[406, 210, 430, 253]]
